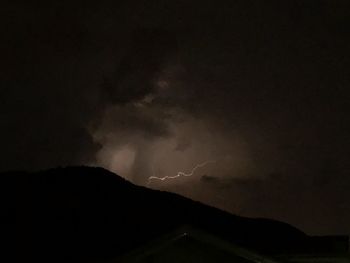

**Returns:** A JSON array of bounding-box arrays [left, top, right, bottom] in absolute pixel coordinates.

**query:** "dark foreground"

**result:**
[[0, 166, 348, 262]]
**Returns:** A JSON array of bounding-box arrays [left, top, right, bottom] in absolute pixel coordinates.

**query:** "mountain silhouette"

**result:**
[[0, 166, 345, 262]]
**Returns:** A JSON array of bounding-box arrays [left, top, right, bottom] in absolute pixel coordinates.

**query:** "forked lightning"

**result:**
[[147, 160, 215, 184]]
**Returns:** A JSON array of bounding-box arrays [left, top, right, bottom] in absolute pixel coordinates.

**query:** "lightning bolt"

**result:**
[[147, 160, 215, 184]]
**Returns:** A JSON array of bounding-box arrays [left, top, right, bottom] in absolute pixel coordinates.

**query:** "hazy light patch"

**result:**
[[145, 117, 252, 188], [93, 104, 253, 186], [96, 144, 136, 179], [110, 146, 136, 176]]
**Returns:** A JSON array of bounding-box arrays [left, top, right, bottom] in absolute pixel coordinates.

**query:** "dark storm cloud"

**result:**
[[200, 174, 220, 184], [0, 2, 100, 171], [0, 1, 178, 171], [96, 104, 172, 141], [102, 28, 178, 104]]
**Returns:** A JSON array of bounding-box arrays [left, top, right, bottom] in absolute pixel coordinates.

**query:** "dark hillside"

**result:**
[[0, 166, 339, 262]]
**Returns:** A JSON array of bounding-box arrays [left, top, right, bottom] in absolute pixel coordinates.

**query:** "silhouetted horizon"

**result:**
[[1, 166, 348, 262]]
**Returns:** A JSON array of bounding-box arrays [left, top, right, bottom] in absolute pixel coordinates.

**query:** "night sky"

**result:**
[[1, 1, 350, 235]]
